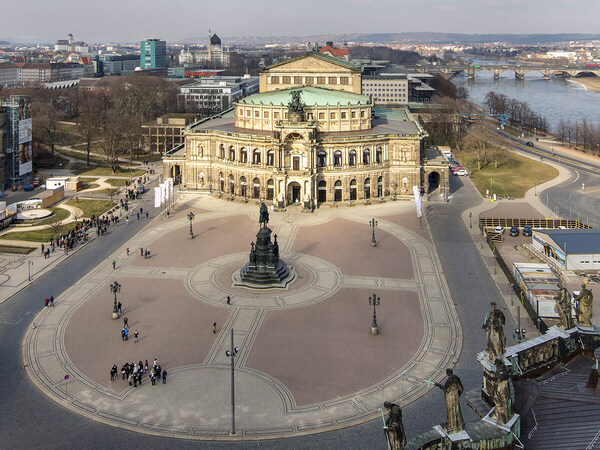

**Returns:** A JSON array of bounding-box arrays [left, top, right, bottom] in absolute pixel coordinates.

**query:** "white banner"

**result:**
[[19, 118, 32, 144], [413, 186, 422, 218], [19, 160, 32, 176], [160, 183, 165, 204], [154, 187, 161, 208]]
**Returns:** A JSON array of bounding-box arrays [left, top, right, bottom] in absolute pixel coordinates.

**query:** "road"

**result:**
[[497, 130, 600, 227], [0, 174, 515, 449]]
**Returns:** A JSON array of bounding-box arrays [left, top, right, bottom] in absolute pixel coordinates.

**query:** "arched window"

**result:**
[[376, 147, 383, 164], [350, 179, 357, 200], [318, 179, 327, 203], [253, 178, 260, 198], [377, 176, 383, 197], [240, 148, 248, 163], [349, 150, 357, 166], [219, 172, 224, 192], [229, 146, 235, 161], [364, 178, 371, 199], [267, 179, 274, 200], [229, 174, 235, 194], [253, 149, 261, 165], [267, 150, 274, 166], [363, 148, 370, 165], [333, 150, 342, 167], [317, 151, 326, 167], [219, 144, 225, 159], [240, 176, 247, 198], [334, 180, 342, 202]]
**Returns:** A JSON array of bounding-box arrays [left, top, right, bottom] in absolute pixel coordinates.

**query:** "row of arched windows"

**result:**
[[317, 176, 384, 201], [217, 172, 275, 199], [219, 145, 275, 165]]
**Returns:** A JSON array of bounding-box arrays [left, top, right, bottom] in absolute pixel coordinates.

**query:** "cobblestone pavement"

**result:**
[[24, 196, 461, 441]]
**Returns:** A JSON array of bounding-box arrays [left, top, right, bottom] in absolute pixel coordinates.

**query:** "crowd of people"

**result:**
[[110, 358, 167, 387]]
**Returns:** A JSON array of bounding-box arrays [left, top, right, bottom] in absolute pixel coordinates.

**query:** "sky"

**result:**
[[1, 0, 598, 43]]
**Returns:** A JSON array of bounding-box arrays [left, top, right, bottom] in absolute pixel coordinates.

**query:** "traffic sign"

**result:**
[[64, 374, 69, 380]]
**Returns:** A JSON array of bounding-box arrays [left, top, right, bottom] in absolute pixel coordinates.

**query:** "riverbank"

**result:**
[[568, 77, 600, 94]]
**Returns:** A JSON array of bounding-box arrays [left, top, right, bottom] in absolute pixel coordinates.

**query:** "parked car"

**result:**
[[136, 184, 145, 194], [456, 169, 468, 176], [494, 226, 505, 234], [509, 226, 519, 237], [525, 141, 534, 147], [522, 225, 532, 236], [32, 177, 41, 187], [23, 185, 34, 191]]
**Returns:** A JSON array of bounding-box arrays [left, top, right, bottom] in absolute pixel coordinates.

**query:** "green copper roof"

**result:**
[[238, 86, 371, 107]]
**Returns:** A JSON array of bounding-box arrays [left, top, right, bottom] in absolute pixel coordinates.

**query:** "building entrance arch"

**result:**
[[318, 180, 327, 204], [170, 165, 181, 184], [287, 182, 302, 204], [428, 172, 440, 193]]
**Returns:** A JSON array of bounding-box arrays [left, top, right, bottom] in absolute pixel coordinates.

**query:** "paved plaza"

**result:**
[[24, 196, 461, 441]]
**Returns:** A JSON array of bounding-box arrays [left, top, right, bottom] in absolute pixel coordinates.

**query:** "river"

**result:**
[[452, 58, 600, 131]]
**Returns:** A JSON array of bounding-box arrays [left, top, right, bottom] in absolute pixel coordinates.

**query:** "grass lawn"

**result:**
[[65, 199, 114, 218], [79, 177, 99, 183], [2, 223, 81, 242], [77, 167, 146, 177], [0, 245, 36, 254], [454, 149, 559, 198], [105, 178, 128, 187], [57, 147, 106, 166]]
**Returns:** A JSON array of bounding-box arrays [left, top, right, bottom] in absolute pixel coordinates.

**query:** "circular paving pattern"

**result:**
[[187, 252, 343, 309]]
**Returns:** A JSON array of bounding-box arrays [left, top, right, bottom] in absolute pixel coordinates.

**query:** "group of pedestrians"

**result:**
[[110, 358, 167, 387], [43, 295, 55, 307], [120, 316, 139, 343]]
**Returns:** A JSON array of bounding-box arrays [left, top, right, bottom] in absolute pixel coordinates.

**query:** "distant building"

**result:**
[[140, 39, 166, 69], [179, 75, 259, 114], [361, 73, 435, 105], [318, 42, 350, 61], [0, 95, 33, 189], [98, 54, 140, 76], [178, 31, 230, 68], [142, 113, 200, 154], [0, 62, 19, 88], [55, 33, 89, 53], [15, 62, 84, 85], [532, 229, 600, 272]]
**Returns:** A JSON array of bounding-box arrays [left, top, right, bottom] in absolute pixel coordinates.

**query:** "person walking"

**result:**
[[226, 296, 231, 306], [124, 327, 129, 341], [50, 295, 54, 307], [162, 369, 167, 384], [41, 243, 45, 255], [134, 330, 139, 343], [126, 247, 130, 256], [146, 212, 149, 219], [118, 302, 123, 314], [112, 260, 116, 270], [44, 297, 49, 307], [121, 328, 126, 341], [145, 360, 149, 372], [213, 322, 217, 334], [123, 317, 128, 329], [140, 247, 144, 257], [137, 212, 140, 220]]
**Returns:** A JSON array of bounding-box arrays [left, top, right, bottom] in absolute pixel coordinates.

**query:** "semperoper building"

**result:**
[[163, 52, 448, 207]]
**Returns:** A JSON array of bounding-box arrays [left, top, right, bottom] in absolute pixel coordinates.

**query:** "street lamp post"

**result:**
[[225, 328, 239, 435], [369, 292, 381, 335], [370, 218, 378, 247], [110, 281, 121, 319], [187, 212, 195, 239], [28, 260, 33, 281]]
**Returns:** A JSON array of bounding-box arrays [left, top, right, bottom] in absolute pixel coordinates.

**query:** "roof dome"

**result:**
[[210, 34, 221, 46]]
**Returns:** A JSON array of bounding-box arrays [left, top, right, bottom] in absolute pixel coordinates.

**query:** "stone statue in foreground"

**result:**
[[435, 368, 465, 434], [491, 359, 513, 424], [576, 284, 594, 327], [259, 202, 269, 228], [383, 401, 406, 450], [483, 302, 506, 361], [554, 285, 574, 329]]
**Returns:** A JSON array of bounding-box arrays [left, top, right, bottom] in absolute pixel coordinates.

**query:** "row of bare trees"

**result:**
[[556, 118, 600, 155], [17, 76, 180, 172], [483, 91, 548, 132]]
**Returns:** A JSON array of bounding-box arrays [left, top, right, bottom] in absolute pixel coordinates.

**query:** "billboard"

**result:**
[[19, 118, 32, 144]]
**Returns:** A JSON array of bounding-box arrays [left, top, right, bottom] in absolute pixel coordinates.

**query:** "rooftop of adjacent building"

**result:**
[[318, 44, 350, 59], [238, 85, 370, 107], [186, 105, 421, 137], [180, 74, 256, 89], [535, 228, 600, 254], [261, 52, 360, 73]]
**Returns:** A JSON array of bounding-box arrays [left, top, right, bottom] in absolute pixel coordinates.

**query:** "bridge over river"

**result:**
[[408, 64, 600, 80]]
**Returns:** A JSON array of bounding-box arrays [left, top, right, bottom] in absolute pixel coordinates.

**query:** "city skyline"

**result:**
[[1, 0, 598, 43]]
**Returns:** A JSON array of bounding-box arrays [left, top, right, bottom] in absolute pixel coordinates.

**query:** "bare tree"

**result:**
[[31, 93, 61, 156]]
